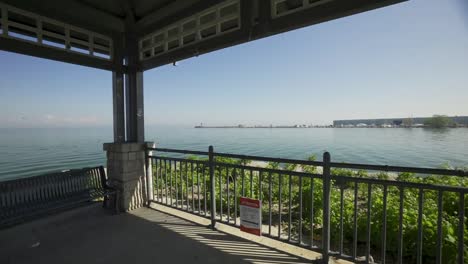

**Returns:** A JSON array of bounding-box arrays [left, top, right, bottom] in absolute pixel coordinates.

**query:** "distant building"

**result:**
[[333, 116, 468, 127]]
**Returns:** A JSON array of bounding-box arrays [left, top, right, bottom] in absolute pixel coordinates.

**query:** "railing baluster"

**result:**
[[299, 175, 303, 245], [310, 177, 315, 248], [160, 159, 163, 202], [185, 161, 189, 210], [204, 165, 207, 216], [417, 188, 424, 264], [322, 152, 331, 263], [259, 171, 262, 201], [269, 171, 272, 236], [398, 187, 404, 264], [339, 184, 344, 255], [164, 159, 168, 205], [278, 173, 282, 239], [436, 191, 443, 264], [197, 163, 201, 214], [180, 161, 184, 209], [288, 174, 292, 242], [174, 161, 177, 208], [457, 192, 465, 264], [180, 161, 184, 208], [155, 163, 159, 202], [209, 146, 216, 230], [156, 159, 160, 202], [145, 156, 154, 203], [219, 167, 222, 221], [241, 168, 245, 197], [227, 167, 230, 223], [170, 160, 173, 206], [191, 162, 195, 212], [381, 185, 388, 264], [366, 184, 372, 264], [250, 169, 253, 198], [353, 182, 358, 261], [234, 169, 238, 225]]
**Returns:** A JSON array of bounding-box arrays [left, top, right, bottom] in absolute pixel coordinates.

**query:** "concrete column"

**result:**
[[103, 142, 154, 211]]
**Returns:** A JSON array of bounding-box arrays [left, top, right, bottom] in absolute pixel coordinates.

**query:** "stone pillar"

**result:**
[[103, 142, 154, 211]]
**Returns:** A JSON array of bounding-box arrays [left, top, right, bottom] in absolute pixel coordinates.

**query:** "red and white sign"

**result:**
[[240, 197, 262, 236]]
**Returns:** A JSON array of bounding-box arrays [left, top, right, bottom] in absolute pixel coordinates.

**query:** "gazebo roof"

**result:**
[[0, 0, 405, 72]]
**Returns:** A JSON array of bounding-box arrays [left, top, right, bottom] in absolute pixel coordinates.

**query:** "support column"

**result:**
[[104, 142, 153, 211], [125, 70, 144, 142], [112, 71, 125, 142], [106, 16, 146, 211], [111, 34, 126, 143], [124, 23, 144, 143]]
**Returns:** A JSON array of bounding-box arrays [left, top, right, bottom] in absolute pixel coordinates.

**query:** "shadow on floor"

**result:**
[[0, 205, 311, 264]]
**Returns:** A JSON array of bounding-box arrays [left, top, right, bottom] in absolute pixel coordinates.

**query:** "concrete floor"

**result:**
[[0, 204, 313, 264]]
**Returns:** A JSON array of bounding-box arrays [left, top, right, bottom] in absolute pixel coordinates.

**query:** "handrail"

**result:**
[[330, 162, 468, 177], [145, 145, 468, 264], [214, 151, 323, 166], [147, 146, 468, 177], [148, 147, 209, 156]]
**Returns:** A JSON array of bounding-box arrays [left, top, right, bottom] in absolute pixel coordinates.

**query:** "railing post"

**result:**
[[209, 145, 216, 230], [145, 142, 155, 206], [322, 152, 331, 263]]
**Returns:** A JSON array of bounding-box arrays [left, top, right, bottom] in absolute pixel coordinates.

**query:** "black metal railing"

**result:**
[[146, 146, 468, 264]]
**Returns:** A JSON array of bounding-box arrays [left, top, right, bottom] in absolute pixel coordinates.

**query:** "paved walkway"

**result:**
[[0, 205, 312, 264]]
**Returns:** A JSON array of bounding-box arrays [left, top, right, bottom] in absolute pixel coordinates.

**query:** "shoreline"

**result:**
[[194, 126, 468, 129]]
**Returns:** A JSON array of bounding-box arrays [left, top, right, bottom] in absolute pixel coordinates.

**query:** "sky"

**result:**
[[0, 0, 467, 128]]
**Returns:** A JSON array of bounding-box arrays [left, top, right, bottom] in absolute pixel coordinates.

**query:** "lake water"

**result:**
[[0, 127, 467, 180]]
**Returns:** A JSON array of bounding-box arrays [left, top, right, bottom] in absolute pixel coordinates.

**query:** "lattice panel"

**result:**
[[0, 2, 113, 60], [139, 0, 240, 61], [271, 0, 333, 18]]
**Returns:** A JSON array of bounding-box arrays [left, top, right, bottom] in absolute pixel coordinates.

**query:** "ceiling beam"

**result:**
[[140, 0, 406, 72], [140, 0, 253, 71], [136, 0, 226, 36], [0, 37, 116, 71], [1, 0, 125, 35]]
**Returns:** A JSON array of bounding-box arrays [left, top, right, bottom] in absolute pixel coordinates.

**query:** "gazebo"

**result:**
[[0, 0, 405, 211], [8, 1, 457, 264]]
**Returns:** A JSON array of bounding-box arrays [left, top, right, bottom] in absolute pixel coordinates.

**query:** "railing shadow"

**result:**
[[0, 205, 313, 264]]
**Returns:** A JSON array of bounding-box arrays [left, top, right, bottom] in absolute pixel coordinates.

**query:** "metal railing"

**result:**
[[146, 146, 468, 264]]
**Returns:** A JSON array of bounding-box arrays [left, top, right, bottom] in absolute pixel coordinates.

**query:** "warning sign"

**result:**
[[240, 197, 262, 236]]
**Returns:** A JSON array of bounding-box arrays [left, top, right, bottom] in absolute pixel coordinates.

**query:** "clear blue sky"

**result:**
[[1, 0, 467, 128]]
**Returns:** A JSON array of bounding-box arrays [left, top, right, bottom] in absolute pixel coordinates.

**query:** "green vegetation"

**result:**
[[424, 115, 455, 128], [153, 156, 468, 264]]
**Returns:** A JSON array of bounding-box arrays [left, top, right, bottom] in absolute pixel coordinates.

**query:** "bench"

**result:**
[[0, 166, 119, 228]]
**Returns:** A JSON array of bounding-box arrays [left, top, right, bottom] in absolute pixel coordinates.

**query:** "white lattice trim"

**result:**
[[139, 0, 241, 61], [271, 0, 333, 18], [0, 2, 113, 60]]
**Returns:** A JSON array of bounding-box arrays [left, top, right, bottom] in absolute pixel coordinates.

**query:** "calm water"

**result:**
[[0, 127, 467, 180]]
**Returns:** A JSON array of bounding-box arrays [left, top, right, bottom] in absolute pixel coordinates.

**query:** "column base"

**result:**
[[103, 142, 154, 211]]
